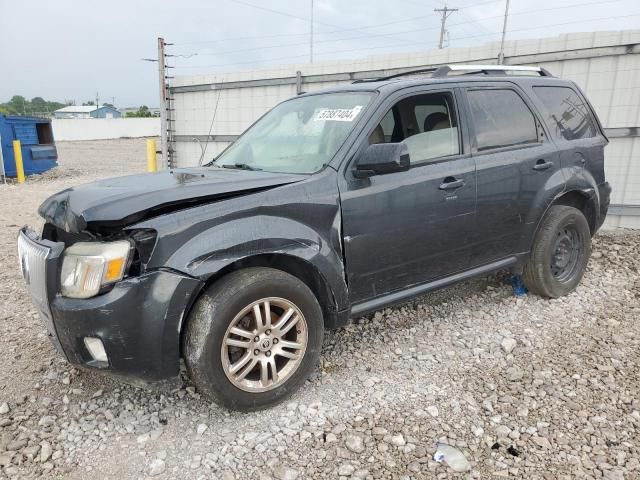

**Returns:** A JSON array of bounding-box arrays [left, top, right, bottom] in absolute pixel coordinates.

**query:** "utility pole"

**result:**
[[434, 5, 458, 49], [310, 0, 314, 63], [158, 37, 169, 169], [497, 0, 511, 64], [96, 92, 100, 107]]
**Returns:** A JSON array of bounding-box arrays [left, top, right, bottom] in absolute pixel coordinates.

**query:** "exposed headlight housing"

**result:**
[[60, 240, 132, 299]]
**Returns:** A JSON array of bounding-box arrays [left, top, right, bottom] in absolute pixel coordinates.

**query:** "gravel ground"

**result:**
[[0, 139, 639, 479]]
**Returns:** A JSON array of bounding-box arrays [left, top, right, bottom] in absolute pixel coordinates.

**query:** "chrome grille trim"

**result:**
[[17, 229, 51, 310], [17, 227, 67, 358]]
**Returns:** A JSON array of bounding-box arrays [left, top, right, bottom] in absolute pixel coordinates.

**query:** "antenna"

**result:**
[[198, 83, 224, 166]]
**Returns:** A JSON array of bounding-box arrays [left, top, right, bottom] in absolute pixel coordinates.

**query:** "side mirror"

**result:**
[[353, 143, 410, 178]]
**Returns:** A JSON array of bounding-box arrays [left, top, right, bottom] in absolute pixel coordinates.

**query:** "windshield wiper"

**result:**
[[221, 163, 262, 171]]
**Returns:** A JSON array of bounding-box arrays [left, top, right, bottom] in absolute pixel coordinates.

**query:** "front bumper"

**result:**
[[18, 228, 203, 381]]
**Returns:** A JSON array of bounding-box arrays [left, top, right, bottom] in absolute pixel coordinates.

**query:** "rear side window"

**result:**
[[467, 89, 538, 151], [533, 86, 596, 140]]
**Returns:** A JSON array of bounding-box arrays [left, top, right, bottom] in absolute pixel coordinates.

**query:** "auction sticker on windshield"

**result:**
[[315, 105, 363, 122]]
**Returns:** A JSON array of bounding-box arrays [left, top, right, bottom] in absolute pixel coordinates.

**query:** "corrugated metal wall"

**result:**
[[171, 30, 640, 229]]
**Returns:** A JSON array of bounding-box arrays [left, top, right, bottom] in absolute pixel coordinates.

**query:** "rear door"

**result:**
[[532, 84, 607, 186], [462, 84, 562, 264]]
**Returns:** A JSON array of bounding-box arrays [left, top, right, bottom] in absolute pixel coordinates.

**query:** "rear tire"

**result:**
[[523, 205, 591, 298], [183, 267, 323, 411]]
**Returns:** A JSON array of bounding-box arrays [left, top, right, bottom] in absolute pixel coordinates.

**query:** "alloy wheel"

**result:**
[[221, 297, 308, 392]]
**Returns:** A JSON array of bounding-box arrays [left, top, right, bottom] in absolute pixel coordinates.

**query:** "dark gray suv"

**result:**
[[18, 65, 611, 411]]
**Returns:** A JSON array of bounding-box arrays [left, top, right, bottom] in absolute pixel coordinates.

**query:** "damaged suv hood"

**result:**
[[39, 167, 306, 233]]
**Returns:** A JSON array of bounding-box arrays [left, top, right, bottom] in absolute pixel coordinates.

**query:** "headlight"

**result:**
[[60, 241, 132, 299]]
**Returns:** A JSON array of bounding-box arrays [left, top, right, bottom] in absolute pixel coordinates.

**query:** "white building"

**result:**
[[53, 105, 121, 119]]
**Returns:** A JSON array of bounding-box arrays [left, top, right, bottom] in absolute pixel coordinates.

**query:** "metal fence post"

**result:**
[[146, 139, 157, 172], [296, 71, 303, 94], [12, 140, 25, 183], [0, 134, 6, 184]]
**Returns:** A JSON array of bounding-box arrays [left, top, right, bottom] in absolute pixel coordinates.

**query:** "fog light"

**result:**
[[84, 337, 108, 363]]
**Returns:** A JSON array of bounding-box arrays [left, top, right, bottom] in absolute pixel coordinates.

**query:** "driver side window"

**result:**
[[368, 92, 460, 164]]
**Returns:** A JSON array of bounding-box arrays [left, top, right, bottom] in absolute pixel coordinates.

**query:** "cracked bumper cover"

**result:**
[[596, 181, 611, 231], [51, 270, 203, 381]]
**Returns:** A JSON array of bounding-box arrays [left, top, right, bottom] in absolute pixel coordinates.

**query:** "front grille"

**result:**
[[17, 228, 67, 357], [17, 229, 51, 313]]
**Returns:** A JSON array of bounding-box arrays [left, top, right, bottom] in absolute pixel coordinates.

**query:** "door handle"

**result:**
[[439, 177, 465, 190], [532, 159, 553, 171]]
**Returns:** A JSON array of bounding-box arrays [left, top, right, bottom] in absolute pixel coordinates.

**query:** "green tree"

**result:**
[[1, 95, 74, 117], [29, 97, 57, 115], [7, 95, 27, 114], [125, 105, 153, 118]]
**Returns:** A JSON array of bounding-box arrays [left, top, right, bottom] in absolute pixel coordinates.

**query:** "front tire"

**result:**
[[523, 205, 591, 298], [183, 267, 324, 411]]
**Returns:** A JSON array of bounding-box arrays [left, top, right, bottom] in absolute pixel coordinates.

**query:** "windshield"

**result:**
[[213, 92, 373, 174]]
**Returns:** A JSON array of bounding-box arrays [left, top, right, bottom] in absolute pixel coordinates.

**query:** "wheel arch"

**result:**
[[551, 189, 598, 234], [517, 187, 599, 266], [179, 253, 344, 355]]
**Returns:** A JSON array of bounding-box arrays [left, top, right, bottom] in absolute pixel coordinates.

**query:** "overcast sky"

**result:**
[[0, 0, 638, 107]]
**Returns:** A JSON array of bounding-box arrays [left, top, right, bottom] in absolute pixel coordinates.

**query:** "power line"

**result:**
[[174, 12, 437, 49], [187, 30, 425, 57], [455, 9, 492, 36], [458, 0, 503, 10], [174, 0, 623, 60], [398, 0, 445, 8], [173, 10, 433, 47], [177, 0, 623, 58], [225, 0, 417, 46], [226, 0, 312, 24], [175, 53, 311, 70], [172, 11, 640, 71], [449, 12, 640, 42]]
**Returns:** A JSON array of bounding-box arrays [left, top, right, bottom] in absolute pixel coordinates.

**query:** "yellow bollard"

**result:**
[[146, 139, 157, 173], [12, 140, 25, 184]]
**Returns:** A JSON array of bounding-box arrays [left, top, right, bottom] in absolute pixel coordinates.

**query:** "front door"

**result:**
[[339, 88, 477, 303]]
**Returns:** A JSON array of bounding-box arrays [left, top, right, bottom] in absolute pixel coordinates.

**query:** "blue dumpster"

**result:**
[[0, 114, 58, 177]]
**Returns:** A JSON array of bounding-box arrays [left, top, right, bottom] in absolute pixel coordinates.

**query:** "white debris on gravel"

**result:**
[[0, 140, 639, 479], [196, 423, 208, 435], [501, 337, 517, 354]]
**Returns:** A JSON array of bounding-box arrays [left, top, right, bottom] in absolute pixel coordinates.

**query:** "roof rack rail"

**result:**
[[360, 67, 439, 82], [432, 64, 553, 77], [352, 64, 552, 83]]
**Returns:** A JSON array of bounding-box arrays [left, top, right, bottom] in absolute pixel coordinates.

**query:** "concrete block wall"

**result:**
[[52, 118, 160, 141], [171, 30, 640, 228]]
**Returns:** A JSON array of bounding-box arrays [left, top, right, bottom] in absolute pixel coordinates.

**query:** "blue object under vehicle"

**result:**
[[0, 114, 58, 177]]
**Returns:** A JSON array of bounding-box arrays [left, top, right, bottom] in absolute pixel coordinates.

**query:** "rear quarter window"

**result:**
[[533, 86, 596, 141], [467, 89, 538, 151]]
